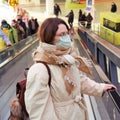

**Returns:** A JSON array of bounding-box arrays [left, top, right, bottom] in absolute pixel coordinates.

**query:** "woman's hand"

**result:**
[[104, 84, 117, 91]]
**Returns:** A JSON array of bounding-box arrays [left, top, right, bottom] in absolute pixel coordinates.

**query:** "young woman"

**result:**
[[25, 18, 116, 120]]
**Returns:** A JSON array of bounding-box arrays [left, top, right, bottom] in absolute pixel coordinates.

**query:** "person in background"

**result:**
[[1, 20, 18, 44], [22, 13, 30, 36], [28, 17, 39, 35], [111, 2, 117, 12], [66, 10, 74, 28], [1, 20, 10, 38], [54, 3, 61, 17], [78, 9, 83, 22], [80, 12, 87, 27], [11, 19, 25, 41], [86, 12, 93, 29], [25, 17, 116, 120], [34, 18, 39, 33], [17, 15, 27, 38], [0, 29, 11, 51], [17, 7, 26, 18]]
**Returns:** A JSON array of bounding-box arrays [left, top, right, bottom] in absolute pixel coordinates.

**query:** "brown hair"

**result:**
[[37, 18, 69, 44]]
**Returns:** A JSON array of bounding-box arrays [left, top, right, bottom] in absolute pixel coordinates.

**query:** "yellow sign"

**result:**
[[100, 12, 120, 45], [8, 0, 18, 7]]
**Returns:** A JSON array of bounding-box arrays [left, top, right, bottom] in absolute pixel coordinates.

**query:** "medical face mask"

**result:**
[[56, 34, 72, 48]]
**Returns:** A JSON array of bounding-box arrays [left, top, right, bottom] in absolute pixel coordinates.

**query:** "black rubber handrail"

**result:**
[[108, 89, 120, 113]]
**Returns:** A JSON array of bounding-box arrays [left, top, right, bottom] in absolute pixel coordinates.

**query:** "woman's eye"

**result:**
[[61, 32, 68, 36], [56, 32, 69, 37], [61, 33, 64, 36]]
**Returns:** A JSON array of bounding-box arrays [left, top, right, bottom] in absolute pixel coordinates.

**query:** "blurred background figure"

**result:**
[[17, 15, 27, 38], [28, 17, 39, 35], [86, 12, 93, 29], [34, 18, 39, 32], [54, 3, 61, 17], [66, 10, 74, 28], [111, 2, 117, 12], [0, 29, 11, 51], [78, 9, 83, 22], [11, 19, 25, 42], [1, 20, 18, 44], [80, 12, 87, 27], [22, 14, 30, 36]]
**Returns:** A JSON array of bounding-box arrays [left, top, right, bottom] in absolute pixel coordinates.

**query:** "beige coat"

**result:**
[[25, 63, 105, 120]]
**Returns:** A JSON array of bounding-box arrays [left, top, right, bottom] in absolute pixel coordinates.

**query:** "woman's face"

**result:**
[[11, 21, 17, 27], [53, 24, 69, 44]]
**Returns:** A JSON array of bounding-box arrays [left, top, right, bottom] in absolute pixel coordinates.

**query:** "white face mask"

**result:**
[[55, 34, 72, 48]]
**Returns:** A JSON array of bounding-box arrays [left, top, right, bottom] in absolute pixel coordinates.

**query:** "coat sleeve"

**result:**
[[0, 29, 11, 45], [80, 75, 105, 97], [25, 63, 58, 120]]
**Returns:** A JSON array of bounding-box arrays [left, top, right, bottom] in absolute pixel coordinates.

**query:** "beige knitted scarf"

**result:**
[[32, 42, 92, 94]]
